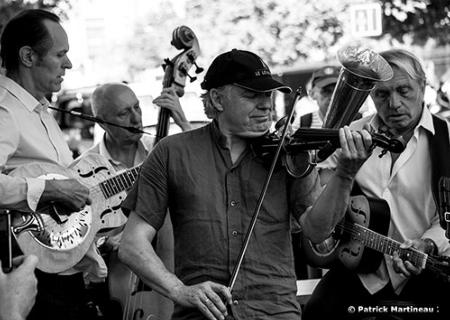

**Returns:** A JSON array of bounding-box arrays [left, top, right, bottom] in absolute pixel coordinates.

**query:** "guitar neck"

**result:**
[[98, 165, 141, 198], [345, 223, 428, 269]]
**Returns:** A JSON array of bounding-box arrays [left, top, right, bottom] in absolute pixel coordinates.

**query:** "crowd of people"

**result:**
[[0, 8, 450, 320]]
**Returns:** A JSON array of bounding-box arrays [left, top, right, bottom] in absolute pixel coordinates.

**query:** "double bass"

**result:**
[[107, 26, 202, 320]]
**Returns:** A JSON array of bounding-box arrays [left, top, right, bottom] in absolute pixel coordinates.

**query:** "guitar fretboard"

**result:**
[[340, 222, 427, 269], [99, 166, 140, 198]]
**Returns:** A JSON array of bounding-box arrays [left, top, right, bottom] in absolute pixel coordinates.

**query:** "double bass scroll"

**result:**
[[155, 26, 202, 144]]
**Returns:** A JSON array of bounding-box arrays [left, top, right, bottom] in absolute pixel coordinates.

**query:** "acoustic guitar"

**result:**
[[9, 153, 140, 273], [302, 195, 450, 281]]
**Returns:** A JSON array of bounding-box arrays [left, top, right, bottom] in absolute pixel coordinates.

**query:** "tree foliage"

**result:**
[[126, 0, 352, 77], [0, 0, 71, 33], [125, 0, 450, 78], [381, 0, 450, 46]]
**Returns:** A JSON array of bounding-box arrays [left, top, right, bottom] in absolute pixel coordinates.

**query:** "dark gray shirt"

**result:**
[[123, 121, 321, 319]]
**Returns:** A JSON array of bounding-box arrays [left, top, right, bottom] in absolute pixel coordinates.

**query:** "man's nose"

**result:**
[[257, 96, 272, 110], [64, 56, 73, 69], [130, 108, 142, 124], [388, 92, 401, 109]]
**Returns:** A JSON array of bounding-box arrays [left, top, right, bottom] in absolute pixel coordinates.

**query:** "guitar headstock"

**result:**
[[162, 26, 202, 97]]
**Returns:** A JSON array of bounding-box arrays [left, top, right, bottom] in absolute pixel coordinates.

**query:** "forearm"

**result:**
[[300, 169, 354, 243], [118, 214, 185, 302], [0, 175, 44, 211]]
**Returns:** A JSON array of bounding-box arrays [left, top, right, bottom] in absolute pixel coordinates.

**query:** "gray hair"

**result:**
[[380, 49, 426, 88], [201, 85, 229, 119]]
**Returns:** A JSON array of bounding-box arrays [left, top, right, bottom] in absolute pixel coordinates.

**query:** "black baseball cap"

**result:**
[[200, 49, 291, 93], [311, 66, 341, 88]]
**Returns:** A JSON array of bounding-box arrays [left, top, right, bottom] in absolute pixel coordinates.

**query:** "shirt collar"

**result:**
[[0, 75, 42, 112], [98, 133, 148, 166], [370, 105, 435, 137], [210, 120, 229, 149]]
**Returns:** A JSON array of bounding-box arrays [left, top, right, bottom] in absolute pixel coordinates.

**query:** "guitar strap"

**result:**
[[430, 115, 450, 238]]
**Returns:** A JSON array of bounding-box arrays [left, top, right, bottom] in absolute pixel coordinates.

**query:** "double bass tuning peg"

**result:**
[[179, 66, 197, 83], [186, 73, 197, 83], [186, 52, 204, 74], [193, 62, 204, 74]]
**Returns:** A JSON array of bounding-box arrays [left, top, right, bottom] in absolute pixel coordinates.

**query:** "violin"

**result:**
[[251, 126, 406, 178], [108, 26, 202, 320]]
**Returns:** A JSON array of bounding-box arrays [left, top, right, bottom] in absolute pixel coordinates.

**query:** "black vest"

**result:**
[[430, 114, 450, 237]]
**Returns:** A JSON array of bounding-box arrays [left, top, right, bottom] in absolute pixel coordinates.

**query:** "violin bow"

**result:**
[[227, 87, 307, 292]]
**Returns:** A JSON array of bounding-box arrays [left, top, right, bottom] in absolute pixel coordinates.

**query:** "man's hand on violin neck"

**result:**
[[173, 281, 232, 320], [336, 126, 372, 178]]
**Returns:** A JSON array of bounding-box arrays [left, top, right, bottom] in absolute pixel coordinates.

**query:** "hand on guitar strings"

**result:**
[[172, 281, 233, 320], [40, 179, 92, 214], [392, 238, 428, 277]]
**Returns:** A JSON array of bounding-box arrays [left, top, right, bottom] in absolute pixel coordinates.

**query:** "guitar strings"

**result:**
[[337, 222, 450, 279], [336, 222, 426, 267]]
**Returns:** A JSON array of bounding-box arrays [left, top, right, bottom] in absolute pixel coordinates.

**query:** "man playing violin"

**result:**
[[118, 49, 373, 320], [304, 49, 450, 320], [0, 9, 98, 320]]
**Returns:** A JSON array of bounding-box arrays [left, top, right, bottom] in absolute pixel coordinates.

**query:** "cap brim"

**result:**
[[314, 77, 338, 88], [235, 77, 292, 93]]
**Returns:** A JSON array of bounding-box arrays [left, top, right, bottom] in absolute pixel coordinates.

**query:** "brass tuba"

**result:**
[[323, 46, 393, 129]]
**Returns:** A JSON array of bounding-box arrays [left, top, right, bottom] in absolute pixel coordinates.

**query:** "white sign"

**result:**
[[349, 2, 383, 37]]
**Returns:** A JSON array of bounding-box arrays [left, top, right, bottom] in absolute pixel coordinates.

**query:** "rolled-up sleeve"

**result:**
[[0, 107, 44, 211]]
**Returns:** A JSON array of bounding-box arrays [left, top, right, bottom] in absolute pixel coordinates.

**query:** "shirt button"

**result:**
[[230, 200, 237, 207], [232, 230, 238, 237]]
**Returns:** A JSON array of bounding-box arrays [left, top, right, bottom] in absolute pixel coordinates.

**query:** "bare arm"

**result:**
[[39, 179, 91, 212], [300, 127, 372, 243], [118, 212, 232, 320]]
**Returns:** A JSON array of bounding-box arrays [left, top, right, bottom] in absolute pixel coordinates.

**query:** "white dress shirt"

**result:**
[[0, 75, 73, 211], [319, 106, 450, 294]]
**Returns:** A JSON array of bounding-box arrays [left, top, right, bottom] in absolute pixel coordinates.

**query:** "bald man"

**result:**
[[79, 82, 191, 319]]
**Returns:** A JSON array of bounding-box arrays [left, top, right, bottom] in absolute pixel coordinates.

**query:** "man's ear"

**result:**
[[18, 46, 35, 68], [210, 88, 224, 112]]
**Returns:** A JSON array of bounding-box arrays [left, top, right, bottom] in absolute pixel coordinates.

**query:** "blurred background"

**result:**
[[1, 0, 449, 155]]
